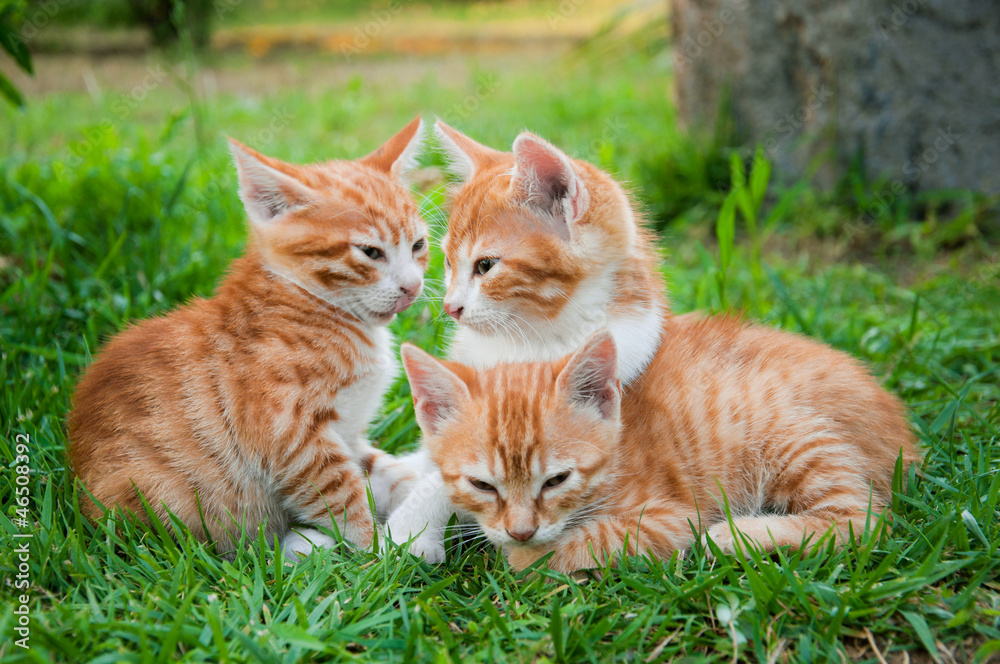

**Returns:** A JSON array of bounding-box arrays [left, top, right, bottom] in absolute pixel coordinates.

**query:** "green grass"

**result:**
[[1, 46, 999, 663]]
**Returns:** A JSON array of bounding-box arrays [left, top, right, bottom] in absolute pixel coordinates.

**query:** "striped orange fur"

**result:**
[[389, 124, 920, 572], [403, 326, 920, 574], [69, 118, 428, 556]]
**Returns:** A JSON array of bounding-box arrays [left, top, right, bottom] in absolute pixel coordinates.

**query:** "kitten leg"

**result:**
[[359, 446, 430, 522], [507, 502, 692, 574], [706, 473, 882, 555], [283, 449, 375, 549], [383, 467, 458, 564]]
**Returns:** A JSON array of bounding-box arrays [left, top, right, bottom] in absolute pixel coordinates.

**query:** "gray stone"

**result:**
[[671, 0, 1000, 194]]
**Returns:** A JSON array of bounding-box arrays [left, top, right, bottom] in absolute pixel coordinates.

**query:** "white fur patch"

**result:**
[[391, 118, 426, 186], [281, 527, 337, 560], [434, 121, 476, 182]]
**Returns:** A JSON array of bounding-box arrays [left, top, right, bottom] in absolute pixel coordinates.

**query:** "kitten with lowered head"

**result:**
[[69, 118, 428, 557], [401, 328, 919, 573]]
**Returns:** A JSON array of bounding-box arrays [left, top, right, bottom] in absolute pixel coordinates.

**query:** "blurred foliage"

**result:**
[[0, 0, 33, 107], [25, 0, 214, 47]]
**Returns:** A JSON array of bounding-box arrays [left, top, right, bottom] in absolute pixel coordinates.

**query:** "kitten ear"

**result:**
[[401, 344, 471, 439], [229, 139, 314, 227], [511, 132, 589, 240], [358, 116, 425, 184], [434, 120, 506, 183], [557, 330, 620, 421]]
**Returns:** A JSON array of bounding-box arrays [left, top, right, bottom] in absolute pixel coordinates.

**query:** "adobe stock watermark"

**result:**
[[969, 255, 1000, 292], [439, 74, 502, 127], [214, 0, 245, 21], [10, 433, 33, 649], [14, 0, 73, 43], [53, 64, 171, 178], [877, 0, 927, 40], [859, 126, 960, 223], [759, 83, 833, 157], [178, 106, 295, 216], [340, 0, 414, 61], [548, 0, 584, 29], [580, 116, 627, 163], [675, 0, 749, 72]]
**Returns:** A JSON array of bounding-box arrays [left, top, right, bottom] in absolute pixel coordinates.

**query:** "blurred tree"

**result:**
[[0, 0, 32, 107], [671, 0, 1000, 195], [125, 0, 214, 49]]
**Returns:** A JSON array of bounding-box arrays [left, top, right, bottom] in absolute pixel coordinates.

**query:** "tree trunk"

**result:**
[[671, 0, 1000, 195]]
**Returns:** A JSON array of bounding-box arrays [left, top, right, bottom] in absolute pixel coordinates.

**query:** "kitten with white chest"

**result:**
[[69, 118, 429, 558]]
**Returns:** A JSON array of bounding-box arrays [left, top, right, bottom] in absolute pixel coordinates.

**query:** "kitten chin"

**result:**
[[68, 118, 429, 555]]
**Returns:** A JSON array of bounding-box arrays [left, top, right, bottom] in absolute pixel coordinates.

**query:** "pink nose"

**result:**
[[400, 282, 420, 297], [444, 303, 464, 320], [506, 527, 537, 542]]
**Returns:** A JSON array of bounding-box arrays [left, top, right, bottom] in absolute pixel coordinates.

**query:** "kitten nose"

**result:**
[[444, 303, 464, 320], [506, 527, 537, 542], [399, 282, 420, 297]]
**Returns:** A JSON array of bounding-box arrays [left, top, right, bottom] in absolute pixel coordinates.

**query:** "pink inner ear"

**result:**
[[513, 134, 588, 231], [517, 139, 572, 190], [402, 346, 470, 436]]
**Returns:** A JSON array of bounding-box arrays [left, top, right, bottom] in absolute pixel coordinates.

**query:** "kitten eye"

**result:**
[[444, 257, 451, 271], [543, 472, 571, 489], [358, 245, 383, 260], [475, 257, 498, 276], [469, 477, 496, 493], [412, 238, 426, 253]]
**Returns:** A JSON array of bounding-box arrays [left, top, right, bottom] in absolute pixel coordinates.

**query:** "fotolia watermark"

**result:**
[[11, 433, 33, 649]]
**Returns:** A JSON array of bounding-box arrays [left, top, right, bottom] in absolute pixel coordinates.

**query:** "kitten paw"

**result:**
[[704, 521, 766, 558], [408, 534, 446, 564], [383, 515, 445, 563], [281, 528, 338, 561]]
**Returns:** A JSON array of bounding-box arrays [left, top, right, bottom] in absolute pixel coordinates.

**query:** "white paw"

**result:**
[[383, 515, 445, 563], [281, 528, 337, 561], [409, 533, 446, 564]]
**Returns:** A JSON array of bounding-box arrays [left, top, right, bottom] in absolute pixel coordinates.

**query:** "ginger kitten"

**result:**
[[69, 118, 428, 557], [402, 330, 919, 574], [434, 121, 666, 382], [385, 123, 919, 565]]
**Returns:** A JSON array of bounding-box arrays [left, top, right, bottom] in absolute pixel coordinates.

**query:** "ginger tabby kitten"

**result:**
[[69, 118, 428, 557], [402, 330, 919, 574], [386, 123, 919, 566]]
